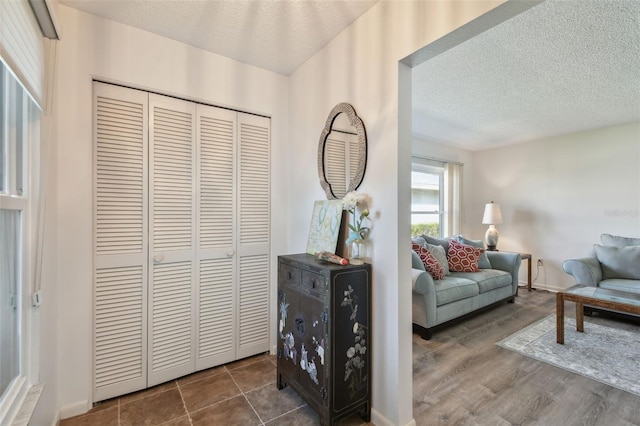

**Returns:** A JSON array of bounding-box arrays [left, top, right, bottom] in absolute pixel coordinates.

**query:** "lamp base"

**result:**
[[485, 225, 499, 251]]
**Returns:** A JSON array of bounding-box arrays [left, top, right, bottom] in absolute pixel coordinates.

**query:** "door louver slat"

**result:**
[[151, 262, 192, 373], [200, 115, 234, 249], [152, 106, 193, 251], [96, 96, 145, 254], [238, 254, 269, 348], [239, 122, 269, 245], [95, 266, 144, 388], [198, 258, 234, 358]]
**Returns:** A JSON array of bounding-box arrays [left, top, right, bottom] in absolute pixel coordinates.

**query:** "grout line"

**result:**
[[227, 369, 265, 425], [263, 403, 308, 424], [175, 379, 194, 426]]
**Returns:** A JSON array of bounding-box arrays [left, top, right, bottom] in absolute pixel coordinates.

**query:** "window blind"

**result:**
[[0, 0, 45, 109]]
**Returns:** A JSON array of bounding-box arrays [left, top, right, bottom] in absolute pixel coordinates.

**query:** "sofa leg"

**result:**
[[421, 328, 432, 340], [508, 296, 515, 303]]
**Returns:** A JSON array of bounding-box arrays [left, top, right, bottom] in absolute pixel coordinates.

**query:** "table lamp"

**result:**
[[482, 201, 502, 251]]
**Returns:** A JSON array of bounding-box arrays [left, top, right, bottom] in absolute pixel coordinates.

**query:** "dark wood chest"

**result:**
[[277, 254, 371, 426]]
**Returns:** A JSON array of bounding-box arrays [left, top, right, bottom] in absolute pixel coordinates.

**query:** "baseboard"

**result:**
[[371, 408, 416, 426], [528, 282, 566, 293], [58, 400, 90, 420]]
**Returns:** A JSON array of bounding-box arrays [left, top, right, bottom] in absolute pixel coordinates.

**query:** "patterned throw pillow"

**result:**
[[424, 242, 450, 275], [447, 239, 484, 272], [412, 243, 445, 280]]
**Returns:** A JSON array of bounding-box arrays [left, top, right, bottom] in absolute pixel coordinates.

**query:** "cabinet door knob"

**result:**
[[226, 249, 235, 257], [153, 254, 164, 263]]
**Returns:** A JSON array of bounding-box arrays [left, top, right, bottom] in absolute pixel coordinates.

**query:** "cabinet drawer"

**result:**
[[301, 270, 325, 295], [279, 263, 300, 287]]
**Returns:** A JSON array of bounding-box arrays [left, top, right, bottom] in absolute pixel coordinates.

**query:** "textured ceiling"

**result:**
[[59, 0, 378, 75], [59, 0, 640, 151], [411, 0, 640, 150]]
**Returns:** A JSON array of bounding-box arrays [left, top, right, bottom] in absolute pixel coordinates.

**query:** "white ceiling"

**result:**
[[411, 0, 640, 150], [59, 0, 640, 151], [58, 0, 378, 75]]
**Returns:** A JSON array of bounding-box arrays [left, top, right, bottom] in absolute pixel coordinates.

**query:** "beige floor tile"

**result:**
[[190, 395, 261, 425], [59, 406, 118, 426], [176, 365, 226, 386], [225, 352, 271, 371], [119, 380, 177, 405], [158, 415, 192, 426], [228, 358, 276, 392], [264, 404, 320, 425], [179, 371, 241, 413], [120, 387, 187, 426], [245, 383, 306, 423]]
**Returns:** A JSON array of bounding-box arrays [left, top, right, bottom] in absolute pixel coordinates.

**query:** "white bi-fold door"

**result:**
[[93, 82, 270, 401]]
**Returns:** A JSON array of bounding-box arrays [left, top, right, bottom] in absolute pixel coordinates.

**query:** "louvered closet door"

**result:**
[[236, 112, 270, 358], [148, 94, 197, 386], [325, 135, 347, 196], [93, 82, 148, 401], [195, 105, 238, 369]]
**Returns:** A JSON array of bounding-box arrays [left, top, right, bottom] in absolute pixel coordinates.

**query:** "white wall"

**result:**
[[470, 123, 640, 290], [287, 2, 504, 425], [46, 5, 289, 419]]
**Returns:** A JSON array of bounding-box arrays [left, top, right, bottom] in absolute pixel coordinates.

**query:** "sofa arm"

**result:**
[[486, 251, 522, 289], [411, 250, 426, 271], [562, 257, 601, 286], [412, 268, 434, 293]]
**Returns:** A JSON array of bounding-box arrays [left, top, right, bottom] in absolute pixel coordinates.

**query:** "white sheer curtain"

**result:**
[[443, 162, 462, 236], [0, 210, 20, 397]]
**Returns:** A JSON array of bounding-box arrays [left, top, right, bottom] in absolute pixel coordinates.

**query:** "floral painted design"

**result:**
[[342, 285, 367, 398], [279, 294, 297, 365]]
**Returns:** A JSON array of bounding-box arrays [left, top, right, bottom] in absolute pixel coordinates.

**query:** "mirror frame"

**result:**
[[317, 103, 367, 199]]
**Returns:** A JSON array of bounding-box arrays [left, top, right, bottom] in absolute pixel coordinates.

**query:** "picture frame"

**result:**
[[306, 200, 344, 255]]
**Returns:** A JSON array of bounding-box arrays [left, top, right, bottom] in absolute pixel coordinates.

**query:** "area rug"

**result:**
[[496, 315, 640, 396]]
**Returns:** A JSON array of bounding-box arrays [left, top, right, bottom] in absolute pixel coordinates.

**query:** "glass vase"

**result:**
[[350, 239, 365, 265]]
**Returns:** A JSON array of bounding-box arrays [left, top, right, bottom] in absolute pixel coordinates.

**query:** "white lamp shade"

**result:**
[[482, 202, 503, 225]]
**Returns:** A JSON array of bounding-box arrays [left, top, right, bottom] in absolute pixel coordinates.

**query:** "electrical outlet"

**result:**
[[537, 259, 543, 267]]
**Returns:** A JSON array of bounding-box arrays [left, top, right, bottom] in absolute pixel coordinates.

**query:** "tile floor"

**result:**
[[60, 353, 372, 425]]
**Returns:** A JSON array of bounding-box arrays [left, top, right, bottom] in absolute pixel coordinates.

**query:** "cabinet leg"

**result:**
[[276, 373, 287, 390], [359, 402, 371, 422]]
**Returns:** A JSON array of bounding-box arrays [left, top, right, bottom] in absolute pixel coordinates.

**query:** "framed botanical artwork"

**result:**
[[306, 200, 344, 255]]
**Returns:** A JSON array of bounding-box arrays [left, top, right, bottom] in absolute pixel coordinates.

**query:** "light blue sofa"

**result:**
[[411, 237, 522, 340], [563, 234, 640, 295]]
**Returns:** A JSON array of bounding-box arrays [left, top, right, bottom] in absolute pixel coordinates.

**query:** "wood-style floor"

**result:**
[[413, 287, 640, 426], [60, 288, 640, 425]]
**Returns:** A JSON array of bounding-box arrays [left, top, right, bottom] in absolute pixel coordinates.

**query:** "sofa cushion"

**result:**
[[412, 243, 445, 280], [601, 234, 640, 248], [425, 242, 450, 275], [448, 240, 483, 272], [448, 269, 512, 293], [599, 279, 640, 295], [434, 277, 479, 306], [412, 236, 427, 248], [594, 244, 640, 280], [422, 235, 453, 253], [455, 236, 492, 269]]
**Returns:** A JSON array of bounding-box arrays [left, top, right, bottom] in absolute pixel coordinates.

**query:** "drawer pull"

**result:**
[[287, 272, 292, 280]]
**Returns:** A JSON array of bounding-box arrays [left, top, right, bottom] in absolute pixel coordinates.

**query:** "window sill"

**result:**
[[11, 383, 44, 426]]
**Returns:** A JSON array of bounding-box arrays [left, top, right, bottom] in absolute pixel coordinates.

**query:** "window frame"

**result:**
[[0, 59, 39, 425], [411, 159, 445, 238]]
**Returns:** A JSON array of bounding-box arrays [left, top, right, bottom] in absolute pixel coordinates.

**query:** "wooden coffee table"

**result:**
[[556, 284, 640, 344]]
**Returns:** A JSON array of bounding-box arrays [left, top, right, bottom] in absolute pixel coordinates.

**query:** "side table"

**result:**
[[520, 253, 532, 291]]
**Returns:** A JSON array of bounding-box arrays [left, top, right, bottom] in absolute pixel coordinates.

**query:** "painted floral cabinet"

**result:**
[[277, 254, 371, 426]]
